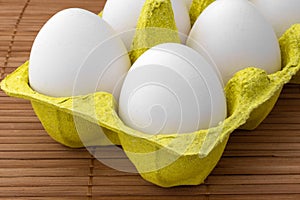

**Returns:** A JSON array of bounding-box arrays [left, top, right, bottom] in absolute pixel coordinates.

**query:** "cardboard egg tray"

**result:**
[[1, 0, 300, 187]]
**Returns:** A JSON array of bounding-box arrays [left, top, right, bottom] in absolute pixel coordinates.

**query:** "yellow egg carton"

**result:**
[[1, 0, 300, 187]]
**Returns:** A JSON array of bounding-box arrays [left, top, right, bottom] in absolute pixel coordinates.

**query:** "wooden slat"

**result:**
[[0, 103, 33, 110], [0, 136, 56, 144], [0, 116, 40, 123], [0, 110, 36, 116], [0, 198, 87, 200], [209, 194, 300, 200], [91, 184, 300, 196], [1, 159, 90, 168], [0, 129, 47, 136], [206, 175, 300, 185], [213, 157, 300, 175], [0, 151, 90, 159], [84, 195, 300, 200], [0, 177, 89, 187], [0, 168, 90, 177], [0, 122, 44, 130], [225, 143, 300, 151], [0, 186, 88, 197], [0, 198, 89, 200], [229, 135, 300, 143], [223, 151, 300, 157], [233, 129, 300, 137]]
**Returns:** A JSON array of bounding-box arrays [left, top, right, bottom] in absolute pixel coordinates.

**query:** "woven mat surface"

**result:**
[[0, 0, 300, 199]]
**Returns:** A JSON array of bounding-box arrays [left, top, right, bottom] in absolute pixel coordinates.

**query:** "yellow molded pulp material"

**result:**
[[129, 0, 180, 63], [190, 0, 215, 26], [1, 0, 300, 187]]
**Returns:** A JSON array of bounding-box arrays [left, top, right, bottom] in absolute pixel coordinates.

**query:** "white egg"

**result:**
[[102, 0, 191, 49], [250, 0, 300, 37], [119, 43, 226, 135], [29, 8, 131, 100], [187, 0, 281, 84]]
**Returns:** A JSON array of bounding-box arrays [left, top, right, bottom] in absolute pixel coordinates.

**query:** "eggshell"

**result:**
[[187, 0, 281, 84], [250, 0, 300, 38], [102, 0, 191, 49], [119, 43, 226, 134], [29, 8, 131, 100]]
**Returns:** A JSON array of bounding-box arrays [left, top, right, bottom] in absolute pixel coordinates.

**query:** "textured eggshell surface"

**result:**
[[187, 0, 281, 84], [1, 0, 300, 188], [29, 8, 130, 100]]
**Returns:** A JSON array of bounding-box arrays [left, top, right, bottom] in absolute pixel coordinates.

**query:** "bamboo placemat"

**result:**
[[0, 0, 299, 199]]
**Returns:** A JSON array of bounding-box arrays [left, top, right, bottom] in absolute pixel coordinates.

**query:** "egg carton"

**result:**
[[1, 0, 300, 187]]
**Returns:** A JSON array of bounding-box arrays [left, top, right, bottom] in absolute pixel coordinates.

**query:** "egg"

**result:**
[[102, 0, 191, 49], [29, 8, 131, 100], [250, 0, 300, 37], [186, 0, 281, 84], [119, 43, 226, 135]]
